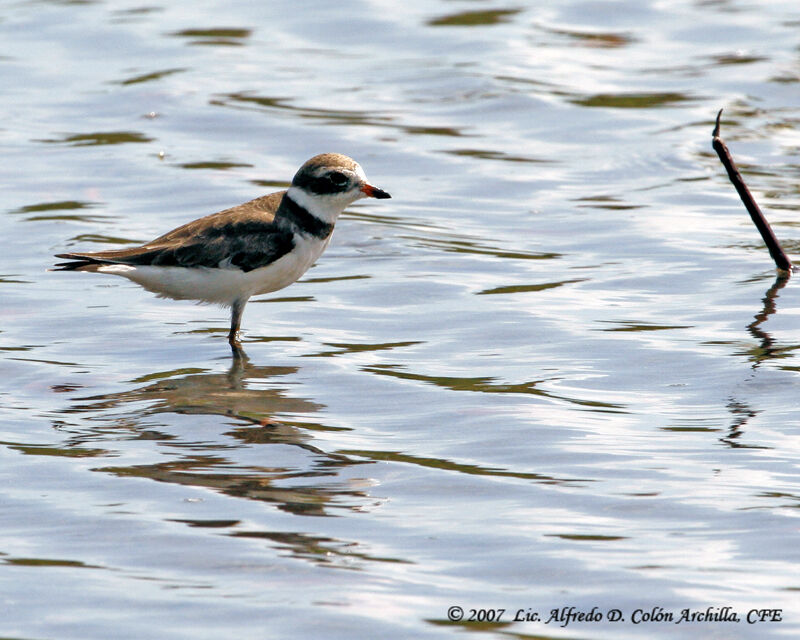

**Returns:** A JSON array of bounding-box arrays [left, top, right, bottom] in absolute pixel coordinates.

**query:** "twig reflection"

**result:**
[[745, 272, 791, 369], [723, 273, 795, 447]]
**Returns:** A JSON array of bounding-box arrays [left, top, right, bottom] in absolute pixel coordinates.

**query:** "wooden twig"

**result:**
[[712, 109, 792, 272]]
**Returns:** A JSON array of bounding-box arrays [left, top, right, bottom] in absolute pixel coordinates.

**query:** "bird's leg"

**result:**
[[228, 298, 247, 347]]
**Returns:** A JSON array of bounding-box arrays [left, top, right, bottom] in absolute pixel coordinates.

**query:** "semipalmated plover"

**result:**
[[54, 153, 390, 349]]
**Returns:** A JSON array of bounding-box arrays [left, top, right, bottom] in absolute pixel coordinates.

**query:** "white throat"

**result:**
[[286, 185, 363, 225]]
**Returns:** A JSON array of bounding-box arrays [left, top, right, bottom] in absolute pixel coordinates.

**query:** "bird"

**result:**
[[53, 153, 391, 352]]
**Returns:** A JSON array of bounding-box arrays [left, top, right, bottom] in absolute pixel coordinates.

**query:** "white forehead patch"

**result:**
[[311, 163, 364, 181], [353, 163, 367, 182]]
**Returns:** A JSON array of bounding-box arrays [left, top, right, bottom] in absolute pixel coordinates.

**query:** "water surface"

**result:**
[[1, 1, 799, 638]]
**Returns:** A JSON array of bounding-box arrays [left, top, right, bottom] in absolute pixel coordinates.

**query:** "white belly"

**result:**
[[97, 236, 329, 306]]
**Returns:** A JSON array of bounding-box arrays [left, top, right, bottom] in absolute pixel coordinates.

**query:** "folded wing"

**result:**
[[53, 192, 295, 273]]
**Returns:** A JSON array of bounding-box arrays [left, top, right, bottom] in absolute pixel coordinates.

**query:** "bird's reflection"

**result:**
[[58, 350, 376, 519]]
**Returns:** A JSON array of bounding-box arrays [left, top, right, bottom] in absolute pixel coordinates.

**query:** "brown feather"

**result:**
[[53, 191, 291, 272]]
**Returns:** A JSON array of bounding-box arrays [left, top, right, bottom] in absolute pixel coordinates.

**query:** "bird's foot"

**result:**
[[228, 330, 246, 358]]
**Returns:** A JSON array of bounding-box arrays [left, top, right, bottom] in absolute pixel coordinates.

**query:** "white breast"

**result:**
[[251, 234, 331, 295]]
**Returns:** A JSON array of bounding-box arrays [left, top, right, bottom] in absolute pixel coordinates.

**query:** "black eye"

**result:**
[[328, 171, 348, 186]]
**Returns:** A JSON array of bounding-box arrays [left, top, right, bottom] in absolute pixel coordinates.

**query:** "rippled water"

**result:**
[[2, 1, 799, 638]]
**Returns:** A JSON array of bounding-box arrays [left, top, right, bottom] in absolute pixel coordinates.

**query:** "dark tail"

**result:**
[[51, 253, 110, 272]]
